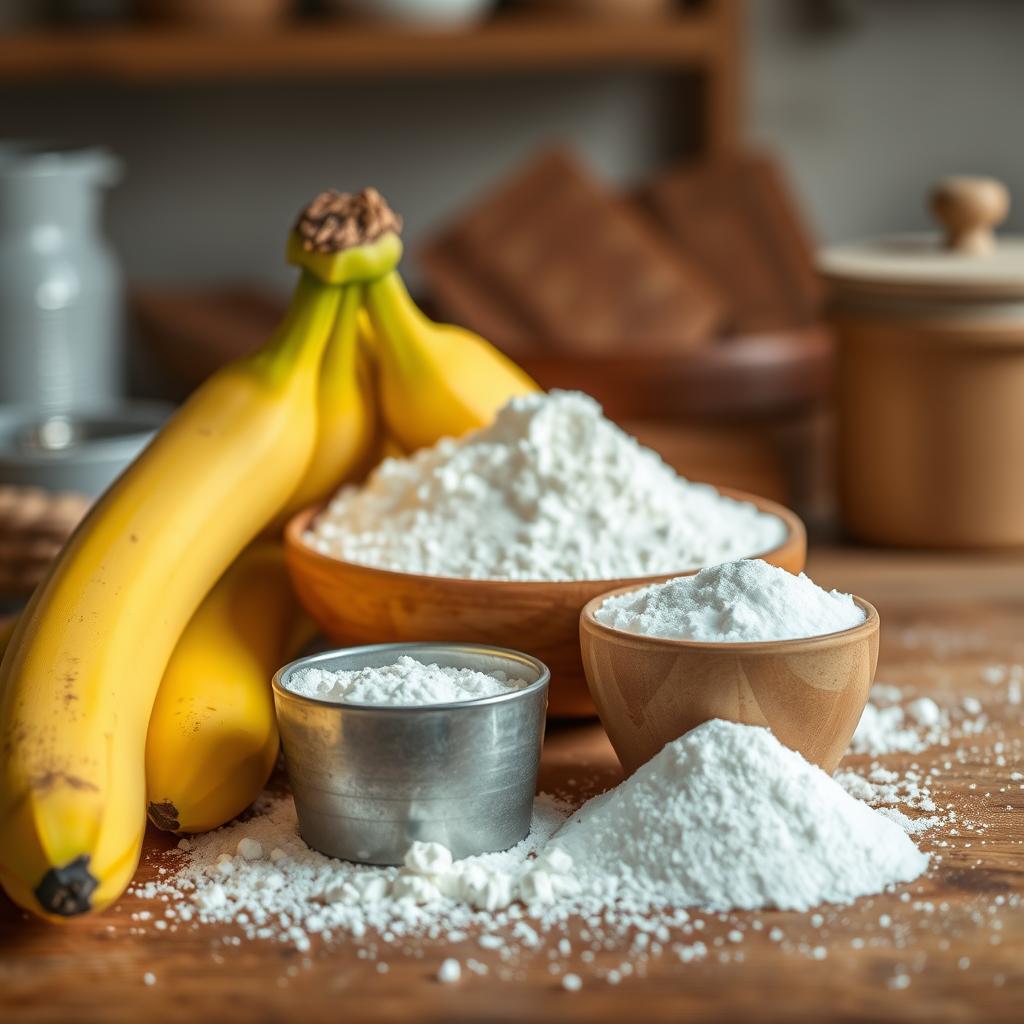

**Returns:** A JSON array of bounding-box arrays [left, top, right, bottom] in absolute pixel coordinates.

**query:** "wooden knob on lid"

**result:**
[[929, 176, 1010, 256]]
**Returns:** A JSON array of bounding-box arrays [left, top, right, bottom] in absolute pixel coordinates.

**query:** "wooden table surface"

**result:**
[[2, 547, 1022, 1023]]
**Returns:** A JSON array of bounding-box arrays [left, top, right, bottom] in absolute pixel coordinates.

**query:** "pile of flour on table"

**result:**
[[595, 559, 865, 642], [304, 391, 787, 581], [551, 720, 926, 913], [285, 656, 529, 705], [137, 721, 927, 950]]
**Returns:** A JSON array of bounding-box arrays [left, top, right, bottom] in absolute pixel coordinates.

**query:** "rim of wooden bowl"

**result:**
[[284, 486, 807, 592], [581, 591, 879, 654]]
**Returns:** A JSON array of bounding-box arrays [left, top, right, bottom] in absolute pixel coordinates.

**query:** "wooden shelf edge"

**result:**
[[0, 15, 720, 82]]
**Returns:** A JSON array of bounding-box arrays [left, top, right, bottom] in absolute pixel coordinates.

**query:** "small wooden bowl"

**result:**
[[284, 489, 807, 718], [580, 592, 879, 773]]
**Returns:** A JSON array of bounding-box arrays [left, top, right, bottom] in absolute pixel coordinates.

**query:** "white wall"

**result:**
[[749, 0, 1024, 245], [2, 0, 1021, 292], [0, 73, 666, 293]]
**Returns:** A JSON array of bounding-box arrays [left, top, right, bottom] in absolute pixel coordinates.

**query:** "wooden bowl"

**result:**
[[580, 593, 879, 774], [284, 488, 807, 717]]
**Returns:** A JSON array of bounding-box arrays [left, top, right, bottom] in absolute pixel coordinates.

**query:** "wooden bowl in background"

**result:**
[[138, 0, 293, 29], [579, 592, 879, 774], [284, 489, 807, 717]]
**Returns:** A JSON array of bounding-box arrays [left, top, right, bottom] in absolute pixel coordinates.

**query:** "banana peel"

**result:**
[[0, 262, 340, 918], [364, 270, 539, 453]]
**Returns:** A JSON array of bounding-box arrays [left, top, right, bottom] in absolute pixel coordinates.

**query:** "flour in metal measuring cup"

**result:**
[[284, 655, 530, 706]]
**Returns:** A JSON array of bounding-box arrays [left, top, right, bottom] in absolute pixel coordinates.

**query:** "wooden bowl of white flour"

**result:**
[[285, 490, 805, 718]]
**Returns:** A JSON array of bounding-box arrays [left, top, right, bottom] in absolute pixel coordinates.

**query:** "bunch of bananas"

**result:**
[[0, 188, 537, 920]]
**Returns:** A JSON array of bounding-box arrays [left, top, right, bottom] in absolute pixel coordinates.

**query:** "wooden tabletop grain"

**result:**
[[1, 547, 1022, 1023]]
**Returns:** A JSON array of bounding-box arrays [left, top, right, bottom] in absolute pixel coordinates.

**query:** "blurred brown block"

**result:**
[[421, 149, 725, 357], [129, 285, 833, 516], [132, 286, 284, 397], [622, 419, 789, 506], [518, 324, 833, 422], [639, 151, 824, 333], [0, 487, 90, 599]]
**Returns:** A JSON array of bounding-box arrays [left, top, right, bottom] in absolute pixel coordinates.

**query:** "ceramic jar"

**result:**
[[821, 177, 1024, 547], [0, 143, 123, 411]]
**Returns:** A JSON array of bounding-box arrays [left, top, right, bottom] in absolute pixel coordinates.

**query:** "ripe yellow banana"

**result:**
[[363, 270, 539, 452], [1, 551, 318, 841], [0, 268, 340, 919], [145, 542, 299, 836]]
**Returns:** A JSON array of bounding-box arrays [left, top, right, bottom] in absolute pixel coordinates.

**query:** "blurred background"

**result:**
[[2, 0, 1023, 597]]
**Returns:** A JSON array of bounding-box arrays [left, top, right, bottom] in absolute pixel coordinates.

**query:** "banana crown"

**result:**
[[288, 187, 404, 285]]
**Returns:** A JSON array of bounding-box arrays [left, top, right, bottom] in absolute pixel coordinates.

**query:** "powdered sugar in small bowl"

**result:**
[[580, 561, 879, 776]]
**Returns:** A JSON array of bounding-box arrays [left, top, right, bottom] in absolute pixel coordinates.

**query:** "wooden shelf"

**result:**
[[0, 14, 722, 82]]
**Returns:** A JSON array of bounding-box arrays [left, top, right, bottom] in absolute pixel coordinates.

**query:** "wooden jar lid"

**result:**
[[819, 177, 1024, 301]]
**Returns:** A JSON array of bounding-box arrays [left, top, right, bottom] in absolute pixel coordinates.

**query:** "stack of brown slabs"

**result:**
[[0, 486, 89, 598], [639, 151, 824, 333], [420, 149, 725, 357]]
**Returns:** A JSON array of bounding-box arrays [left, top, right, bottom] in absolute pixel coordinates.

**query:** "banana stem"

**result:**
[[322, 283, 363, 384], [267, 280, 374, 532], [363, 271, 430, 379], [249, 270, 343, 386]]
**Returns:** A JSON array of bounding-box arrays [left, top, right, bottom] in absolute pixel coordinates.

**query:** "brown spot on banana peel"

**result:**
[[30, 770, 99, 793], [148, 800, 181, 833], [3, 723, 28, 756]]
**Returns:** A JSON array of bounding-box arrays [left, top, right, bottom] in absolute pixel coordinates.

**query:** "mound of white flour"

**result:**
[[305, 391, 787, 581], [136, 722, 927, 953], [551, 720, 927, 912], [595, 560, 865, 642], [285, 656, 529, 706]]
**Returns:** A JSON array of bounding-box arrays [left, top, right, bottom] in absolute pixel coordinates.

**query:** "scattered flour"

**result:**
[[136, 721, 928, 953], [594, 560, 865, 642], [133, 793, 572, 952], [845, 682, 994, 756], [834, 765, 947, 836], [121, 625, 1023, 992], [550, 720, 927, 912], [850, 692, 949, 755], [981, 663, 1023, 705], [285, 656, 529, 706], [305, 391, 787, 581], [437, 958, 462, 984]]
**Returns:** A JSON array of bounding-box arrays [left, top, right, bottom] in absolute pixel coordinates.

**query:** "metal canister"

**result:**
[[0, 403, 168, 496], [273, 642, 549, 865]]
